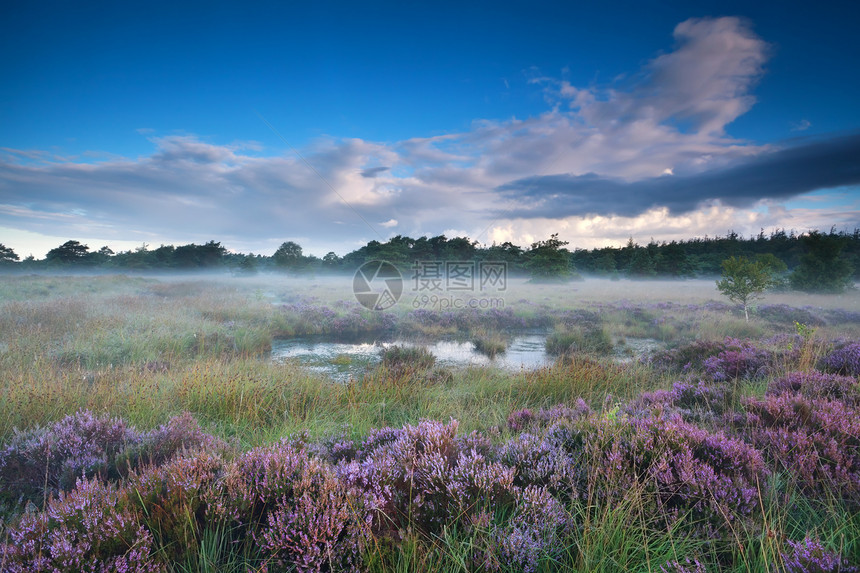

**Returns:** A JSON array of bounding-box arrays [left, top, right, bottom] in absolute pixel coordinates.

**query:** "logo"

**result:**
[[353, 260, 403, 310]]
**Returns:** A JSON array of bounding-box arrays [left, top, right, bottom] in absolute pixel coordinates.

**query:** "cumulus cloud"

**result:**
[[0, 17, 856, 257]]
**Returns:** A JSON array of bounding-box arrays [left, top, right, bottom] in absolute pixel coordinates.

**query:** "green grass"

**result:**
[[1, 274, 858, 571]]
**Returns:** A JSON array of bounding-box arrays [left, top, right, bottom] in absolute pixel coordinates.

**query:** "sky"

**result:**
[[1, 0, 859, 259]]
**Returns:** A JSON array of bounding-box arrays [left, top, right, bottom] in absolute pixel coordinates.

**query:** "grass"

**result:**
[[1, 274, 858, 571], [472, 330, 508, 358]]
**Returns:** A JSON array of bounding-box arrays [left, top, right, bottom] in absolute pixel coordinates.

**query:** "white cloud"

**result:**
[[0, 17, 855, 258]]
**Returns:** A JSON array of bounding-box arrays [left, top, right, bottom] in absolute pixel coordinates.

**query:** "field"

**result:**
[[1, 273, 859, 572]]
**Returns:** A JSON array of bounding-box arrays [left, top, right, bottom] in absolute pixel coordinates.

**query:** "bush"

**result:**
[[779, 536, 859, 573], [741, 393, 860, 501], [767, 371, 859, 406], [0, 411, 227, 515], [502, 405, 766, 539], [629, 379, 733, 425], [648, 339, 732, 373], [0, 410, 140, 510], [128, 452, 225, 564], [821, 342, 860, 376], [702, 338, 771, 381], [1, 478, 163, 572]]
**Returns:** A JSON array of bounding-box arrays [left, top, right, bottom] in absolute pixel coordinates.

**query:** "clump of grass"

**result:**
[[546, 325, 613, 356], [330, 353, 353, 366], [472, 330, 508, 358], [378, 345, 436, 380]]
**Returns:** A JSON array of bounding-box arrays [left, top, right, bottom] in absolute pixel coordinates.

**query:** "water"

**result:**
[[271, 333, 552, 381], [271, 334, 665, 382]]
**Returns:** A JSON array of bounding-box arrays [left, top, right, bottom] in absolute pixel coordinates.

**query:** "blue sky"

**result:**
[[1, 0, 859, 258]]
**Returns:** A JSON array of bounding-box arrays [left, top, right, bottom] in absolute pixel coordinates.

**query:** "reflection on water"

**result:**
[[271, 334, 551, 381], [271, 334, 665, 382]]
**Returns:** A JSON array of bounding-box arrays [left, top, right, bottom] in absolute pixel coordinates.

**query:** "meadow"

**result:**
[[0, 273, 858, 572]]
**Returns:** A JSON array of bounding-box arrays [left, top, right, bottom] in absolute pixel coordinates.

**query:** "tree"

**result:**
[[526, 234, 573, 281], [716, 256, 775, 321], [273, 241, 304, 271], [627, 247, 656, 278], [0, 243, 19, 263], [322, 252, 341, 270], [790, 231, 854, 293], [755, 253, 788, 289], [45, 240, 90, 264]]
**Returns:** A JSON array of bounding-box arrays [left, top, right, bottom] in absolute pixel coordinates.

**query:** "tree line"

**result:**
[[0, 228, 857, 292]]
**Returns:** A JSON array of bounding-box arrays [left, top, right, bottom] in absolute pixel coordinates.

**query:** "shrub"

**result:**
[[757, 304, 823, 326], [742, 393, 860, 501], [648, 339, 732, 373], [779, 536, 859, 573], [521, 409, 767, 538], [118, 412, 231, 471], [0, 410, 140, 510], [592, 414, 766, 537], [486, 486, 574, 573], [629, 379, 733, 425], [702, 338, 771, 381], [212, 440, 372, 572], [128, 452, 225, 564], [257, 459, 370, 573], [1, 478, 163, 572], [821, 342, 860, 376], [341, 419, 518, 537], [767, 371, 859, 406]]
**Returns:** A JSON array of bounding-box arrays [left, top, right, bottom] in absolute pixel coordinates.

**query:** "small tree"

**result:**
[[526, 234, 573, 281], [716, 256, 775, 321]]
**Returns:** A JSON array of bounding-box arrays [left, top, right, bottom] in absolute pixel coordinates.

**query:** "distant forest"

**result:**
[[1, 228, 858, 283]]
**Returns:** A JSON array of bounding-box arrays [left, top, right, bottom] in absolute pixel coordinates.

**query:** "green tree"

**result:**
[[627, 247, 656, 278], [755, 253, 788, 289], [716, 256, 775, 321], [45, 240, 90, 265], [273, 241, 304, 271], [0, 243, 19, 263], [526, 234, 573, 281], [322, 251, 341, 270], [235, 254, 258, 275], [790, 231, 854, 293]]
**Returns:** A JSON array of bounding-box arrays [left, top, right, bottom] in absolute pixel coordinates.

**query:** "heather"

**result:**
[[1, 274, 860, 571]]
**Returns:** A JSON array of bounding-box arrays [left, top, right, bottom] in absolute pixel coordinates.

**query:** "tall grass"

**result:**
[[1, 275, 859, 571]]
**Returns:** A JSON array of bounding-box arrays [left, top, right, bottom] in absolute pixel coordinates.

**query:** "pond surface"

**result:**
[[271, 333, 553, 381], [272, 333, 666, 382]]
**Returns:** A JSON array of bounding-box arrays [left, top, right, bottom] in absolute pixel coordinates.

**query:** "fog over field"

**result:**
[[2, 0, 860, 570]]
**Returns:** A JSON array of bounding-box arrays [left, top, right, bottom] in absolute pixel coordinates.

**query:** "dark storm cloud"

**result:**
[[360, 166, 390, 178], [496, 132, 860, 218]]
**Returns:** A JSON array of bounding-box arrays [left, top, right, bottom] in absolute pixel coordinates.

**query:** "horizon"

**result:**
[[6, 226, 860, 262], [2, 1, 859, 259]]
